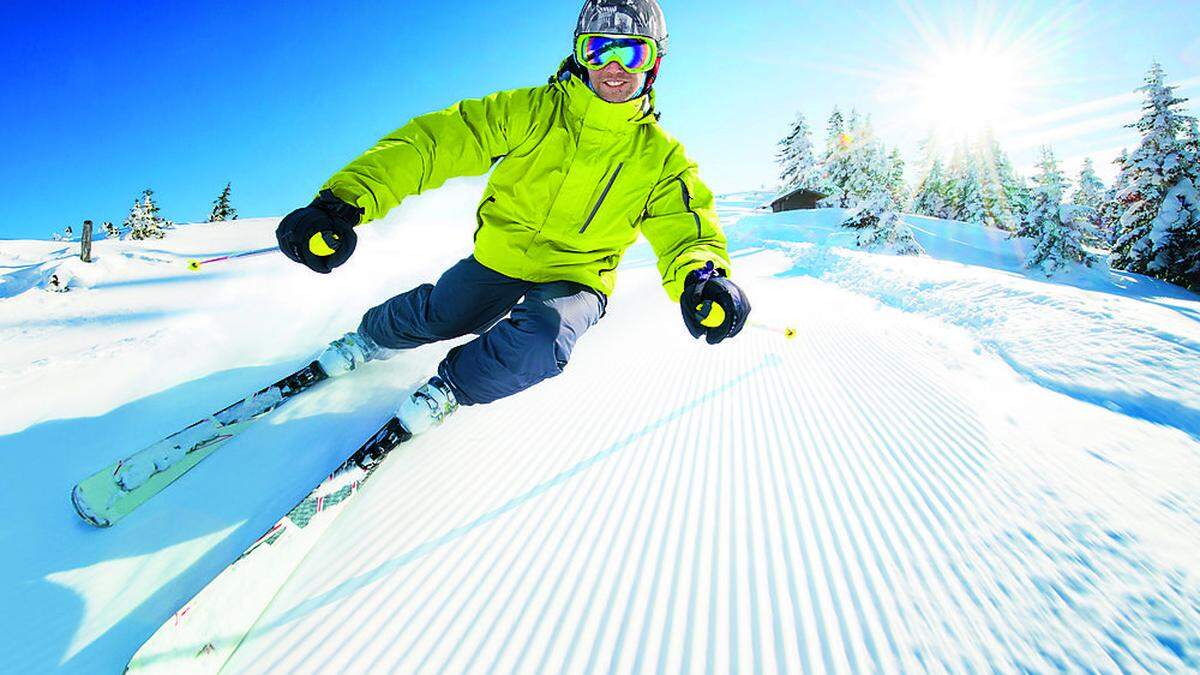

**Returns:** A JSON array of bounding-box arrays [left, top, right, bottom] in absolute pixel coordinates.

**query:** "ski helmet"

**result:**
[[574, 0, 668, 94], [574, 0, 668, 55]]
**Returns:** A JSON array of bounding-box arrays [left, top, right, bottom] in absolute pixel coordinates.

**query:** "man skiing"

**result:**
[[275, 0, 750, 437]]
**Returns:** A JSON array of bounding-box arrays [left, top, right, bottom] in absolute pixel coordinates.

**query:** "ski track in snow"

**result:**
[[2, 188, 1199, 672], [226, 255, 1199, 673]]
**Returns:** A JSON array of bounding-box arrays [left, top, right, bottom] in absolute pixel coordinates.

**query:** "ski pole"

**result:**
[[749, 321, 797, 339], [187, 246, 276, 271], [696, 302, 797, 340]]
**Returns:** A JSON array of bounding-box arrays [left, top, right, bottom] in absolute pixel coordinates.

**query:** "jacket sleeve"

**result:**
[[321, 86, 541, 224], [638, 145, 734, 302]]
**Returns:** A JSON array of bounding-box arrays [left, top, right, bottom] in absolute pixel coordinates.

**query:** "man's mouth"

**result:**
[[603, 79, 627, 88]]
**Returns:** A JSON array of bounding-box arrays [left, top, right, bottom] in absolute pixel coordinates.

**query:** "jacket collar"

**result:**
[[552, 58, 658, 132]]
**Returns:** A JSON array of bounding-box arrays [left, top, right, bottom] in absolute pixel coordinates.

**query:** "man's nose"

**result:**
[[601, 61, 626, 75]]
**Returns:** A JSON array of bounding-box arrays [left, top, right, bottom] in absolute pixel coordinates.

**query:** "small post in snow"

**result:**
[[80, 220, 93, 263]]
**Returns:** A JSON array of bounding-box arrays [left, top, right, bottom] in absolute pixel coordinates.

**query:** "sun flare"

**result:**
[[915, 47, 1025, 141]]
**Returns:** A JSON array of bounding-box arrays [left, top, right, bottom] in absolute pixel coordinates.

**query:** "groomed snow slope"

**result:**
[[2, 181, 1199, 672]]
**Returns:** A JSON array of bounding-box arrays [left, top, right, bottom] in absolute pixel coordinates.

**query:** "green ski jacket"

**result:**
[[322, 67, 732, 302]]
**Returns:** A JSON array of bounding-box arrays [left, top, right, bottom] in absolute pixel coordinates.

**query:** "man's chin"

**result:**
[[598, 85, 635, 103]]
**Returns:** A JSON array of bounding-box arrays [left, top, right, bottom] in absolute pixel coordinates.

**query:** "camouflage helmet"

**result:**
[[574, 0, 669, 55]]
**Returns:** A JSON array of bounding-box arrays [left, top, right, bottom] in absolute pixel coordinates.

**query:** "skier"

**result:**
[[275, 0, 750, 437]]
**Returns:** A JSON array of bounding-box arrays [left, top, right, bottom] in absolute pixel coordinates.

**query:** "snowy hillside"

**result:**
[[2, 181, 1199, 672]]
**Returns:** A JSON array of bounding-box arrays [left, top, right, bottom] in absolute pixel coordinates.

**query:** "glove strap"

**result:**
[[312, 189, 365, 228], [687, 260, 720, 288]]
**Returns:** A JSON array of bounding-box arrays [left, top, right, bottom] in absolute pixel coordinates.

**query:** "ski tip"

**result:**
[[71, 485, 113, 528]]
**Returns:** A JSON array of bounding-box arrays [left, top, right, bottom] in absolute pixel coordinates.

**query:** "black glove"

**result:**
[[680, 261, 751, 344], [276, 190, 363, 274]]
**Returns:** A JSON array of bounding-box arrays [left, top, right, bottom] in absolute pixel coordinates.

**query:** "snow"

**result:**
[[2, 182, 1199, 672]]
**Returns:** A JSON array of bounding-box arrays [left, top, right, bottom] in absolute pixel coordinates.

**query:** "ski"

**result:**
[[125, 416, 412, 674], [71, 361, 329, 528]]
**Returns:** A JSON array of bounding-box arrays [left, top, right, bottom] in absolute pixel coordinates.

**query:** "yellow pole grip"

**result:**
[[696, 301, 726, 328], [308, 231, 339, 257]]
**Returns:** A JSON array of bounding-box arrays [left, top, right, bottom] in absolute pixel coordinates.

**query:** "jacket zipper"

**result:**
[[473, 195, 495, 242], [676, 177, 702, 238], [579, 163, 624, 234]]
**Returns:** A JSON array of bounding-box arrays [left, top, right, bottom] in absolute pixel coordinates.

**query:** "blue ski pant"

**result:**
[[358, 255, 607, 406]]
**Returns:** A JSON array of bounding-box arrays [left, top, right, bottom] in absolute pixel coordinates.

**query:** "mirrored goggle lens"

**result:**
[[577, 35, 655, 72]]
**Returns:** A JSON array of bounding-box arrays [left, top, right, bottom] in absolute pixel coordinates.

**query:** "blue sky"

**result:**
[[1, 0, 1197, 239]]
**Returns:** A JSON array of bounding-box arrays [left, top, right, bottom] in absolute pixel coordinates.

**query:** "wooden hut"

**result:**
[[768, 187, 825, 213]]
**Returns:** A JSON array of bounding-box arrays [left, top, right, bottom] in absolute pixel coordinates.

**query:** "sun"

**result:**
[[914, 46, 1026, 141]]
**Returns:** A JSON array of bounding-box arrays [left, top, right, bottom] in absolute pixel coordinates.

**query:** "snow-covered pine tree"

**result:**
[[125, 189, 172, 240], [942, 142, 967, 220], [1018, 146, 1095, 273], [826, 107, 844, 144], [1185, 117, 1200, 160], [1016, 146, 1065, 239], [209, 182, 238, 222], [1143, 115, 1200, 288], [1071, 157, 1107, 246], [885, 148, 909, 210], [975, 130, 1017, 229], [1073, 158, 1105, 210], [1147, 173, 1200, 288], [776, 113, 820, 192], [842, 189, 924, 255], [102, 220, 120, 238], [956, 157, 987, 225], [819, 111, 906, 213], [819, 108, 853, 206], [1111, 62, 1195, 274], [1098, 150, 1130, 247], [840, 115, 884, 207], [915, 131, 940, 178], [913, 158, 949, 218], [979, 171, 1008, 229]]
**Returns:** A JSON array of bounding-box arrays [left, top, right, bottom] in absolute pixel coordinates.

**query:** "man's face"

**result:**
[[587, 60, 647, 103]]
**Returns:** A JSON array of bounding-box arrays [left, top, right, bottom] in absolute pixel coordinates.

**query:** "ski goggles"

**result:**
[[574, 33, 658, 73]]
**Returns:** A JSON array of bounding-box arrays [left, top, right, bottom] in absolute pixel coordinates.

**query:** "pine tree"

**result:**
[[1072, 158, 1106, 210], [839, 116, 885, 207], [1147, 175, 1200, 288], [915, 131, 940, 179], [209, 182, 238, 222], [1180, 117, 1200, 166], [818, 111, 908, 215], [1145, 115, 1200, 288], [1111, 62, 1195, 273], [842, 190, 924, 255], [102, 220, 120, 239], [1099, 150, 1131, 247], [776, 113, 820, 192], [942, 142, 968, 220], [979, 171, 1008, 229], [913, 158, 949, 218], [955, 157, 987, 225], [1018, 146, 1095, 273], [1006, 173, 1032, 230], [977, 130, 1018, 229], [125, 189, 172, 240], [885, 148, 909, 210], [826, 107, 845, 145], [1071, 157, 1106, 246], [819, 108, 853, 206]]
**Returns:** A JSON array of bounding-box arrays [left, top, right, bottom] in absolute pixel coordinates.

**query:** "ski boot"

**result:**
[[315, 329, 393, 378], [396, 376, 459, 435]]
